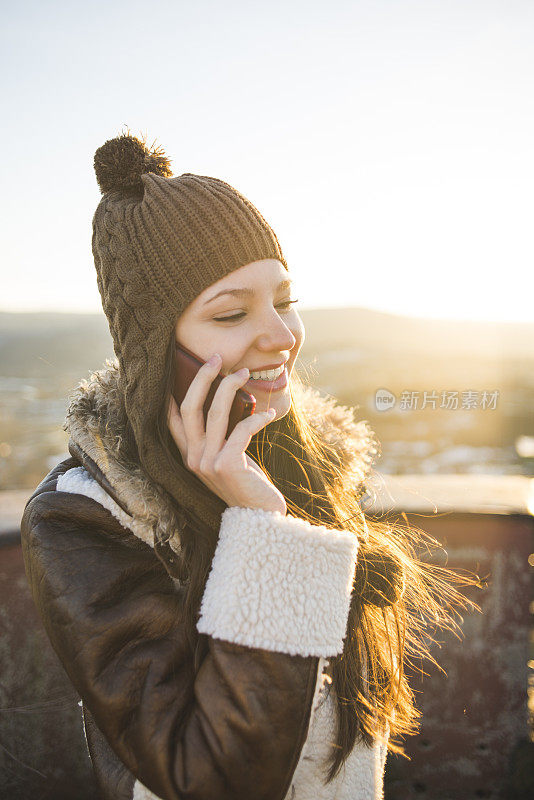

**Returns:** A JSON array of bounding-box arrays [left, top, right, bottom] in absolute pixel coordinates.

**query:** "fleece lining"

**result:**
[[56, 466, 161, 549], [196, 506, 358, 658], [56, 466, 389, 799]]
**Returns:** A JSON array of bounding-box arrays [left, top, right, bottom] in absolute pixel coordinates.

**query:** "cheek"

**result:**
[[193, 326, 248, 370], [289, 315, 305, 353]]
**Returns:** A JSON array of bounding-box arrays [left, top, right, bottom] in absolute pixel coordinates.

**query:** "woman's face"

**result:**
[[175, 259, 305, 420]]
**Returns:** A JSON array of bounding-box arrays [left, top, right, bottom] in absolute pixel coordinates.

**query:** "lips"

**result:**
[[248, 361, 286, 371], [226, 359, 288, 377], [244, 365, 288, 393]]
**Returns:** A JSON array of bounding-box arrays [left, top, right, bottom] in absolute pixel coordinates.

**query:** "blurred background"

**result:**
[[1, 0, 533, 488], [1, 1, 533, 798]]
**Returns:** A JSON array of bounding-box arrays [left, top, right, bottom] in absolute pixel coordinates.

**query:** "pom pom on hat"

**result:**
[[90, 130, 288, 535], [93, 130, 173, 195]]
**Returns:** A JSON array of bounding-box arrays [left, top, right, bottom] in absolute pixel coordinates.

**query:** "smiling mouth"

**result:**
[[225, 361, 289, 379], [248, 364, 286, 381], [244, 366, 288, 392]]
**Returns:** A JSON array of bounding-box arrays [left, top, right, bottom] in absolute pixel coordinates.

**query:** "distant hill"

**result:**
[[1, 308, 532, 379], [0, 308, 532, 489], [300, 306, 534, 361], [0, 312, 112, 379]]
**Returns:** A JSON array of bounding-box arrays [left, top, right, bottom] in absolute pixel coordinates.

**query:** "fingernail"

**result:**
[[208, 353, 221, 366]]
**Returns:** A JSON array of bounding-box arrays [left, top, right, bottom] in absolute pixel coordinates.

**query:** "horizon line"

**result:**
[[0, 305, 532, 327]]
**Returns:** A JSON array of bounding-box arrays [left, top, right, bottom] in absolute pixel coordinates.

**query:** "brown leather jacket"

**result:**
[[20, 362, 380, 800]]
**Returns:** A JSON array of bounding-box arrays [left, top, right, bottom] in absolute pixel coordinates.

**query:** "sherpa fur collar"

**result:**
[[62, 358, 380, 556]]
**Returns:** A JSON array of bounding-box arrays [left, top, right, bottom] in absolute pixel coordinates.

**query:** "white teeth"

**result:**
[[249, 364, 285, 381]]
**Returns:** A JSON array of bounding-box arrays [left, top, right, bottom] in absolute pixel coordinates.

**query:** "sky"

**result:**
[[1, 0, 533, 323]]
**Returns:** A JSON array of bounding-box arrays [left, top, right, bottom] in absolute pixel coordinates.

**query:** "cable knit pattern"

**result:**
[[91, 138, 292, 536], [197, 506, 358, 657]]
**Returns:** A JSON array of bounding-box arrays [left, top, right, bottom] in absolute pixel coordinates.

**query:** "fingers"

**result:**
[[220, 406, 276, 458], [203, 367, 251, 459], [178, 353, 222, 454], [171, 353, 277, 478]]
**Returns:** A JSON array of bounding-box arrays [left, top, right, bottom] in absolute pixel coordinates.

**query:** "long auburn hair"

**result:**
[[145, 333, 483, 785]]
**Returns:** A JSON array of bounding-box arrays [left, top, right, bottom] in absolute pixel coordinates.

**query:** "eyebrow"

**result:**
[[203, 278, 293, 305]]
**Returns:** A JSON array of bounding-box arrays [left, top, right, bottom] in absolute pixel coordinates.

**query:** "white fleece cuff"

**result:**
[[196, 507, 359, 658]]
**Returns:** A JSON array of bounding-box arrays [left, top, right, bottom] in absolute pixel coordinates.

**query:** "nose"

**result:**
[[255, 308, 297, 353]]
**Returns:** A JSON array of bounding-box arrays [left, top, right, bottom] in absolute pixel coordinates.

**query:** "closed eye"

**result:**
[[213, 298, 299, 323]]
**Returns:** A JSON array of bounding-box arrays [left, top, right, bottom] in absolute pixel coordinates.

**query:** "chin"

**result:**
[[266, 394, 291, 421]]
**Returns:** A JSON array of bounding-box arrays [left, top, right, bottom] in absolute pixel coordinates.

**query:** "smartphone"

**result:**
[[173, 343, 257, 439]]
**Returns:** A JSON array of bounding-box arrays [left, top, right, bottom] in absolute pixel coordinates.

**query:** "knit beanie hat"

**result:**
[[91, 131, 289, 549]]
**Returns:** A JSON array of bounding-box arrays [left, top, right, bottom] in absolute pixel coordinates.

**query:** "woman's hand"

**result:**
[[167, 353, 287, 515]]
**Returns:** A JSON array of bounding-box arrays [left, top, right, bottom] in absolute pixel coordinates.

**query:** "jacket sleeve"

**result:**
[[20, 485, 358, 800]]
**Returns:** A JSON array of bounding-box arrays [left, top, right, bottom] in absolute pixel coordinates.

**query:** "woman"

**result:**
[[20, 132, 479, 800]]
